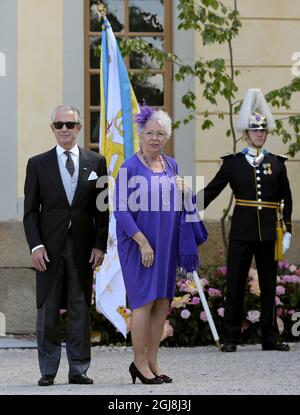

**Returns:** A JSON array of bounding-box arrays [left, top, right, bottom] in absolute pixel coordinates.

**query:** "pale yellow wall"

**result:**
[[17, 0, 64, 197], [195, 0, 300, 220]]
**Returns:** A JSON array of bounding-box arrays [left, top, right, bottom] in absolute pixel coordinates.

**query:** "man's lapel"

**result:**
[[71, 148, 91, 207], [43, 147, 69, 205]]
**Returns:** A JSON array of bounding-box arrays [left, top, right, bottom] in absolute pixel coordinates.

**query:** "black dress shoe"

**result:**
[[150, 367, 173, 383], [129, 362, 163, 384], [262, 342, 290, 351], [156, 374, 173, 383], [221, 343, 237, 352], [38, 375, 55, 386], [69, 374, 94, 384]]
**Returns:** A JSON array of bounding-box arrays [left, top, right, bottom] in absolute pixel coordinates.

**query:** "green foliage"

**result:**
[[117, 0, 300, 155]]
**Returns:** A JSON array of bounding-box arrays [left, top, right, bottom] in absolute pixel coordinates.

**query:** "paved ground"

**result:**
[[0, 336, 300, 396]]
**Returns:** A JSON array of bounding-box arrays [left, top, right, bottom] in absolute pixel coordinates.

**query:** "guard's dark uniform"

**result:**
[[202, 151, 292, 346]]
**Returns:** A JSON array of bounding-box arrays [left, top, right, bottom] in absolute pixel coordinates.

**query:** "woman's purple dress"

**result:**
[[114, 154, 181, 309]]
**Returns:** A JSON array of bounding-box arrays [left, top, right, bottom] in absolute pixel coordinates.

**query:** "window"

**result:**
[[84, 0, 173, 154]]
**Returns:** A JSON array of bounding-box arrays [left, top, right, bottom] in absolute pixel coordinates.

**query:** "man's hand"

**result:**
[[89, 248, 105, 269], [282, 232, 292, 255], [32, 247, 50, 272]]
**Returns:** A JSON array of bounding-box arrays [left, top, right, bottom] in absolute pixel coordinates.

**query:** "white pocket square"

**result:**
[[88, 171, 98, 181]]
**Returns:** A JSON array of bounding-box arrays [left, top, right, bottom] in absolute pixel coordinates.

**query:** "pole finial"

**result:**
[[96, 2, 107, 19]]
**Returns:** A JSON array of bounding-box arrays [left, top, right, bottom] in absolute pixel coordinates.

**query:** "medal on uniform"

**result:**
[[262, 163, 272, 175]]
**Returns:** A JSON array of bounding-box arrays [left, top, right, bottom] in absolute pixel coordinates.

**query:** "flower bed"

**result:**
[[60, 261, 300, 346]]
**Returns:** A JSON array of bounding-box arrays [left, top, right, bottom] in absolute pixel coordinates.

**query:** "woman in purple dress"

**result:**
[[114, 108, 187, 385]]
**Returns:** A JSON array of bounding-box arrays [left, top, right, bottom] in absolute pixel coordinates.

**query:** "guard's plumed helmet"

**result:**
[[236, 88, 275, 132]]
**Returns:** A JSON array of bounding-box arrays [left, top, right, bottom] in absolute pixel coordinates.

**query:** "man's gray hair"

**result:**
[[51, 105, 81, 124]]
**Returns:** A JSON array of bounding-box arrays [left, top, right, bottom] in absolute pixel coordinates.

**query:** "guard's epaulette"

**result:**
[[220, 153, 235, 160], [269, 152, 288, 161]]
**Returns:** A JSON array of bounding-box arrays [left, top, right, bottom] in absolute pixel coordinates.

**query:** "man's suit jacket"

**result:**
[[23, 146, 109, 308], [200, 152, 293, 241]]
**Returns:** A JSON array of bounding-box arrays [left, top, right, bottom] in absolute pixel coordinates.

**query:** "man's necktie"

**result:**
[[64, 150, 75, 177]]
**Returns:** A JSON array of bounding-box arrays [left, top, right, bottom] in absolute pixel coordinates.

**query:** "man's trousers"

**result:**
[[36, 231, 91, 377], [223, 240, 279, 345]]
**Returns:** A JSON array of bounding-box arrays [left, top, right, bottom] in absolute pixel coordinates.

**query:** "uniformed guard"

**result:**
[[198, 88, 293, 352]]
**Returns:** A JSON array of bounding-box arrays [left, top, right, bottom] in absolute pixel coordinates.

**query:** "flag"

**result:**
[[95, 17, 139, 338]]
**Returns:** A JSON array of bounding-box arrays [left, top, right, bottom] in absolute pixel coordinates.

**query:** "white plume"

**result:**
[[236, 88, 275, 132]]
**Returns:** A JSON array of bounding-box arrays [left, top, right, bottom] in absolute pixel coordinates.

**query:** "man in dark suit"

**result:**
[[23, 105, 109, 386], [197, 89, 292, 352]]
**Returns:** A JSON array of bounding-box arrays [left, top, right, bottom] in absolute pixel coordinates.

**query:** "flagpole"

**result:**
[[193, 271, 221, 351]]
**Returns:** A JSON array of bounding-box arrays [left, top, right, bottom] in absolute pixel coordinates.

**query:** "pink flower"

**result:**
[[191, 296, 200, 305], [200, 311, 208, 322], [276, 308, 283, 317], [246, 310, 260, 323], [288, 309, 296, 315], [181, 309, 191, 319], [160, 320, 174, 341], [291, 275, 300, 283], [278, 261, 290, 269], [218, 266, 227, 275], [60, 309, 67, 315], [200, 278, 209, 287], [289, 265, 297, 273], [277, 317, 284, 334], [208, 288, 222, 297], [275, 296, 283, 306], [217, 307, 224, 317], [276, 285, 285, 296], [283, 274, 300, 284]]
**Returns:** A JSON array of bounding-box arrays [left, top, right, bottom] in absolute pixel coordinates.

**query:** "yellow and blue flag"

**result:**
[[96, 17, 139, 337]]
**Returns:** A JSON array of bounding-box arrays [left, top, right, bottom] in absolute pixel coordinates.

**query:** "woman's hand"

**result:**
[[139, 240, 154, 268], [175, 176, 190, 195], [132, 232, 155, 268]]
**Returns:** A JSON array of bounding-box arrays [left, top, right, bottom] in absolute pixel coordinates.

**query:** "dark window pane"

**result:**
[[91, 111, 100, 143], [129, 0, 164, 32], [90, 36, 101, 69], [131, 74, 164, 106], [90, 36, 123, 70], [90, 74, 100, 106], [129, 37, 164, 69], [90, 0, 125, 32]]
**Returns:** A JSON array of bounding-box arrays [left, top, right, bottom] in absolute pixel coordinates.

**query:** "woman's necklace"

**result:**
[[139, 148, 171, 207], [139, 148, 166, 174]]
